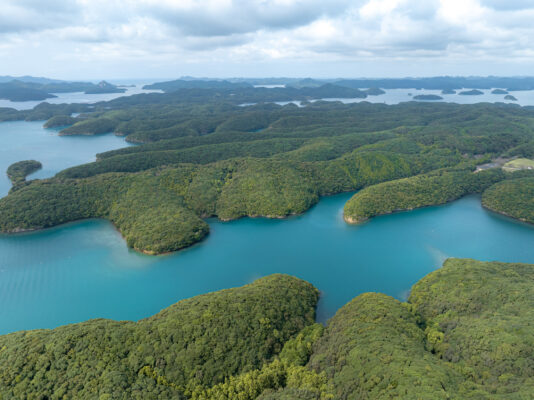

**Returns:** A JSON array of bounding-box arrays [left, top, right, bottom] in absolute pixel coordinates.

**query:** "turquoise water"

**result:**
[[2, 193, 534, 334], [0, 121, 130, 196]]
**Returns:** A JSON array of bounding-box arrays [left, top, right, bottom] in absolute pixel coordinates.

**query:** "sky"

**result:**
[[2, 0, 534, 80]]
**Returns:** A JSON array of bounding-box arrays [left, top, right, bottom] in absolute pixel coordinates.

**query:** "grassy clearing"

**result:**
[[503, 158, 534, 171]]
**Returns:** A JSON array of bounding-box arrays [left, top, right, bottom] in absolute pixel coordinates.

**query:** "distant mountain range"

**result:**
[[0, 78, 125, 102], [144, 76, 534, 92], [5, 74, 534, 103], [0, 76, 65, 84]]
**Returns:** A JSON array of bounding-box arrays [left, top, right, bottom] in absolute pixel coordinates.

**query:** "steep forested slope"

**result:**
[[307, 258, 534, 399], [1, 259, 533, 398], [0, 275, 319, 399], [4, 100, 534, 254]]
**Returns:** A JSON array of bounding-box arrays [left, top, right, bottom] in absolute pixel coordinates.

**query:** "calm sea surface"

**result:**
[[2, 90, 534, 334], [0, 121, 130, 197], [1, 194, 534, 334]]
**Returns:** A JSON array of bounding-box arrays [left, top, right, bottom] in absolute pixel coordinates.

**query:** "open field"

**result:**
[[503, 158, 534, 171]]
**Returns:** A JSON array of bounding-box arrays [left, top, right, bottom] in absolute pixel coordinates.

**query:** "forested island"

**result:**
[[1, 258, 533, 398], [413, 94, 443, 101], [3, 87, 534, 253], [2, 81, 534, 398], [458, 89, 484, 96], [0, 81, 57, 101], [0, 79, 125, 101], [84, 80, 126, 94], [317, 76, 534, 90], [6, 160, 42, 186]]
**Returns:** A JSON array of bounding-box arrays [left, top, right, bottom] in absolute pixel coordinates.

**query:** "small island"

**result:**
[[365, 87, 386, 96], [504, 94, 518, 101], [458, 89, 484, 95], [413, 94, 443, 101], [84, 81, 126, 94], [7, 160, 42, 185], [491, 88, 508, 94], [441, 88, 456, 94]]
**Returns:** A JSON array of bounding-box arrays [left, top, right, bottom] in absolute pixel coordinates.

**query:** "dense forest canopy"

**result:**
[[1, 259, 533, 399], [2, 83, 534, 397], [3, 90, 534, 253], [6, 160, 42, 185]]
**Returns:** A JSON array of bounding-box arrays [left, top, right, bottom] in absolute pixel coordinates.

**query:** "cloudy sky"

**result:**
[[2, 0, 534, 80]]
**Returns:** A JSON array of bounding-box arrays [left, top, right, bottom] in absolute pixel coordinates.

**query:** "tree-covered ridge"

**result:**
[[143, 79, 254, 91], [0, 79, 124, 101], [333, 76, 534, 90], [482, 177, 534, 223], [307, 258, 534, 399], [0, 146, 457, 253], [6, 160, 42, 186], [5, 100, 534, 253], [343, 167, 508, 223], [55, 100, 534, 146], [0, 274, 319, 399], [308, 293, 460, 399], [409, 258, 534, 396], [2, 259, 534, 398]]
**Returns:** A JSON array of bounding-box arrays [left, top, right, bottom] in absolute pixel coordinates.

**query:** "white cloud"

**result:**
[[1, 0, 534, 78]]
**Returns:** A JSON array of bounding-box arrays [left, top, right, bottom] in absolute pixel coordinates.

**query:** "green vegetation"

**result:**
[[309, 292, 460, 399], [3, 83, 534, 398], [0, 102, 90, 123], [364, 87, 385, 96], [502, 158, 534, 171], [492, 89, 508, 94], [0, 81, 56, 101], [84, 80, 126, 94], [441, 88, 456, 94], [343, 168, 505, 223], [0, 79, 124, 101], [458, 89, 484, 95], [0, 149, 437, 252], [482, 177, 534, 223], [409, 258, 534, 396], [0, 274, 320, 399], [308, 258, 534, 398], [2, 258, 534, 398], [43, 114, 78, 128], [143, 79, 253, 91], [505, 95, 518, 101], [333, 76, 534, 90], [5, 99, 534, 253], [6, 160, 42, 186], [413, 94, 443, 100]]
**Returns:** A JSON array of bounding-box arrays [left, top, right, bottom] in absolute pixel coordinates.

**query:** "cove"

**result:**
[[0, 121, 131, 197], [2, 194, 534, 334]]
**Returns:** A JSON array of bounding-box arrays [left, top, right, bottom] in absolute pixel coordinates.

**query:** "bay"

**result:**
[[0, 121, 131, 197], [1, 194, 534, 334]]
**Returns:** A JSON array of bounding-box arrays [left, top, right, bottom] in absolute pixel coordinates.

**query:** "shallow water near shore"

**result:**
[[0, 121, 130, 197], [2, 193, 534, 334]]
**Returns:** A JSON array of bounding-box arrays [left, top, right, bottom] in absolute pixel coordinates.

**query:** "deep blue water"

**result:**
[[2, 193, 534, 334]]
